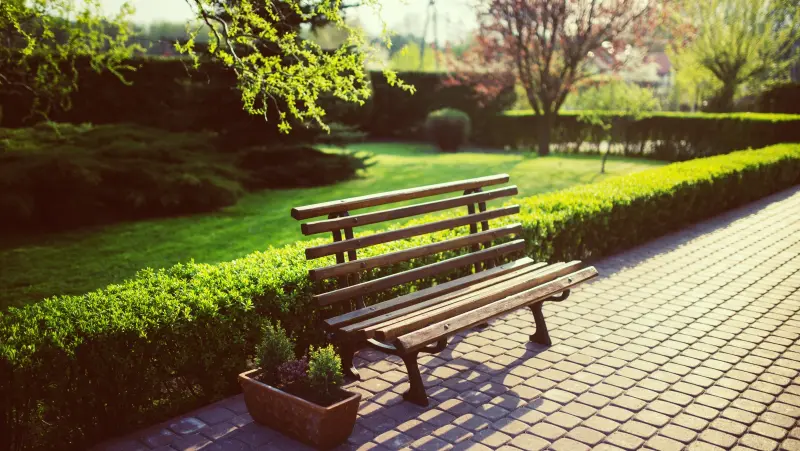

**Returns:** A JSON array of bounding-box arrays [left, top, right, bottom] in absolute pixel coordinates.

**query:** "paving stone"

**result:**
[[620, 421, 657, 439], [646, 435, 685, 451], [528, 422, 567, 441], [508, 433, 548, 451], [606, 431, 645, 450], [473, 429, 512, 448], [739, 433, 780, 451], [750, 422, 787, 441], [659, 424, 697, 443], [700, 429, 738, 448], [410, 435, 453, 451]]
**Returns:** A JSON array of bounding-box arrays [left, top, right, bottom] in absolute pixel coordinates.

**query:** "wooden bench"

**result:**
[[292, 174, 598, 406]]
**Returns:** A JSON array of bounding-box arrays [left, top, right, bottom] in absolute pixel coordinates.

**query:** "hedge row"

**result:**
[[2, 144, 800, 450], [479, 111, 800, 161], [0, 57, 515, 142]]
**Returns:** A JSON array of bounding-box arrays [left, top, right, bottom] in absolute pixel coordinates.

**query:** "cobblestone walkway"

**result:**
[[97, 187, 800, 451]]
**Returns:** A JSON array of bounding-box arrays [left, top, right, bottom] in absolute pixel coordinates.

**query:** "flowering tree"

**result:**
[[460, 0, 664, 155]]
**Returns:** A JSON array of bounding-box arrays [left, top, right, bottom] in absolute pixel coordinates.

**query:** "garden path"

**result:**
[[95, 186, 800, 451]]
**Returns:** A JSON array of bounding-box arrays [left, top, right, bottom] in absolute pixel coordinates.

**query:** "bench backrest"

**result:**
[[292, 174, 523, 310]]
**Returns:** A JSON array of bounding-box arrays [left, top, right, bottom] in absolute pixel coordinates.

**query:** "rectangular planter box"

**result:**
[[238, 369, 361, 450]]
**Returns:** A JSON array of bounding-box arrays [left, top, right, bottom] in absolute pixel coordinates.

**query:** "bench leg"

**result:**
[[340, 339, 361, 381], [401, 352, 428, 406], [529, 302, 552, 346]]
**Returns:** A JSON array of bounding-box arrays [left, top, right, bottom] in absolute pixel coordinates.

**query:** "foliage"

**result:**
[[569, 79, 661, 172], [255, 322, 295, 386], [1, 143, 798, 450], [756, 83, 800, 114], [389, 42, 441, 72], [565, 80, 661, 112], [177, 0, 414, 133], [307, 345, 344, 401], [0, 123, 244, 232], [454, 0, 663, 155], [669, 0, 800, 112], [425, 108, 471, 152], [367, 71, 516, 139], [483, 111, 800, 160], [0, 144, 660, 310], [0, 123, 368, 232], [277, 356, 309, 387], [0, 0, 141, 120]]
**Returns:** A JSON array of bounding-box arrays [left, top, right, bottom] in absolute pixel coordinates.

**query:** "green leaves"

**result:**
[[180, 0, 413, 134]]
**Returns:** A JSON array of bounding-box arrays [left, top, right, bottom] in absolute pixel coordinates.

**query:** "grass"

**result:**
[[0, 142, 664, 310]]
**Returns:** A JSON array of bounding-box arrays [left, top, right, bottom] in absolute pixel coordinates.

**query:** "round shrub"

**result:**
[[425, 108, 471, 152]]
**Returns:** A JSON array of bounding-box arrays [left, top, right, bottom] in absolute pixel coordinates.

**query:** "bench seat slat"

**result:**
[[291, 174, 510, 220], [309, 224, 523, 281], [341, 261, 552, 336], [324, 257, 536, 329], [314, 239, 526, 306], [301, 186, 517, 236], [372, 261, 585, 342], [305, 205, 521, 260], [396, 267, 599, 353]]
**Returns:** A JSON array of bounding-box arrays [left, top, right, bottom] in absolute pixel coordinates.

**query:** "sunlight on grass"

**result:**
[[0, 142, 664, 309]]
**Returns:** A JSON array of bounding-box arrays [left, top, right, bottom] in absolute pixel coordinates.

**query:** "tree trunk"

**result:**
[[537, 113, 554, 156], [709, 82, 737, 112]]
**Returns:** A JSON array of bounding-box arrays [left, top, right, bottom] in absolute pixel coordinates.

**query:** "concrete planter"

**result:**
[[238, 369, 361, 450]]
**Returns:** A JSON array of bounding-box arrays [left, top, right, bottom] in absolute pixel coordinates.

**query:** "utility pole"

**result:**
[[419, 0, 437, 71]]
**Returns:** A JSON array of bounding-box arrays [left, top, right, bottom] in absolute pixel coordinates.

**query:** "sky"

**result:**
[[100, 0, 476, 43]]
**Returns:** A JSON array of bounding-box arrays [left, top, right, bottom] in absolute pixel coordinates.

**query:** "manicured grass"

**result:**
[[0, 142, 664, 309]]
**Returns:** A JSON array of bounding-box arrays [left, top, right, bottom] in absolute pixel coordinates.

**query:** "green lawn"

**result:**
[[0, 142, 665, 309]]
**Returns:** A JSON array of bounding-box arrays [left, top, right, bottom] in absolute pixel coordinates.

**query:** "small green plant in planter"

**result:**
[[239, 322, 361, 450], [307, 345, 345, 404], [426, 108, 471, 152]]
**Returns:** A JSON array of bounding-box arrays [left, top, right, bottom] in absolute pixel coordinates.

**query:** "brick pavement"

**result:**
[[96, 186, 800, 451]]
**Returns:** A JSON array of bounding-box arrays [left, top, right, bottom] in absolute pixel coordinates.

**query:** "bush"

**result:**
[[426, 108, 471, 152], [307, 345, 344, 402], [0, 123, 369, 232], [236, 145, 371, 190], [1, 143, 799, 450], [0, 123, 245, 232], [756, 83, 800, 114], [478, 111, 800, 161], [255, 322, 295, 385]]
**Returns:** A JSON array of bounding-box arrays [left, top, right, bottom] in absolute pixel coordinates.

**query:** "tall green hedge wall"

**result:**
[[0, 58, 515, 143], [2, 143, 799, 451], [481, 111, 800, 161]]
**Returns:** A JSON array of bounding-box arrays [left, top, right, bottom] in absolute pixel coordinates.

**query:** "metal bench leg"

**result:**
[[340, 338, 361, 381], [401, 352, 428, 406], [529, 302, 552, 346]]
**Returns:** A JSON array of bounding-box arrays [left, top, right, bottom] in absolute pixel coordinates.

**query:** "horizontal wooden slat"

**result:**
[[292, 174, 510, 220], [325, 257, 536, 329], [314, 239, 526, 306], [396, 267, 599, 353], [345, 262, 562, 337], [309, 224, 522, 281], [305, 206, 521, 260], [300, 186, 518, 236], [373, 261, 584, 341]]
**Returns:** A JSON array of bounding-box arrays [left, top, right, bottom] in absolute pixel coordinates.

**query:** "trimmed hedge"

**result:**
[[480, 111, 800, 161], [0, 58, 515, 142], [2, 144, 800, 450]]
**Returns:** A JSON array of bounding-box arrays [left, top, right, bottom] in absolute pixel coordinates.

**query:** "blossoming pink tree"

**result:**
[[453, 0, 667, 155]]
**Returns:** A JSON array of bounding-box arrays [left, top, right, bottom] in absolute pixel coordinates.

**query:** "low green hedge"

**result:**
[[479, 111, 800, 161], [2, 144, 799, 450]]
